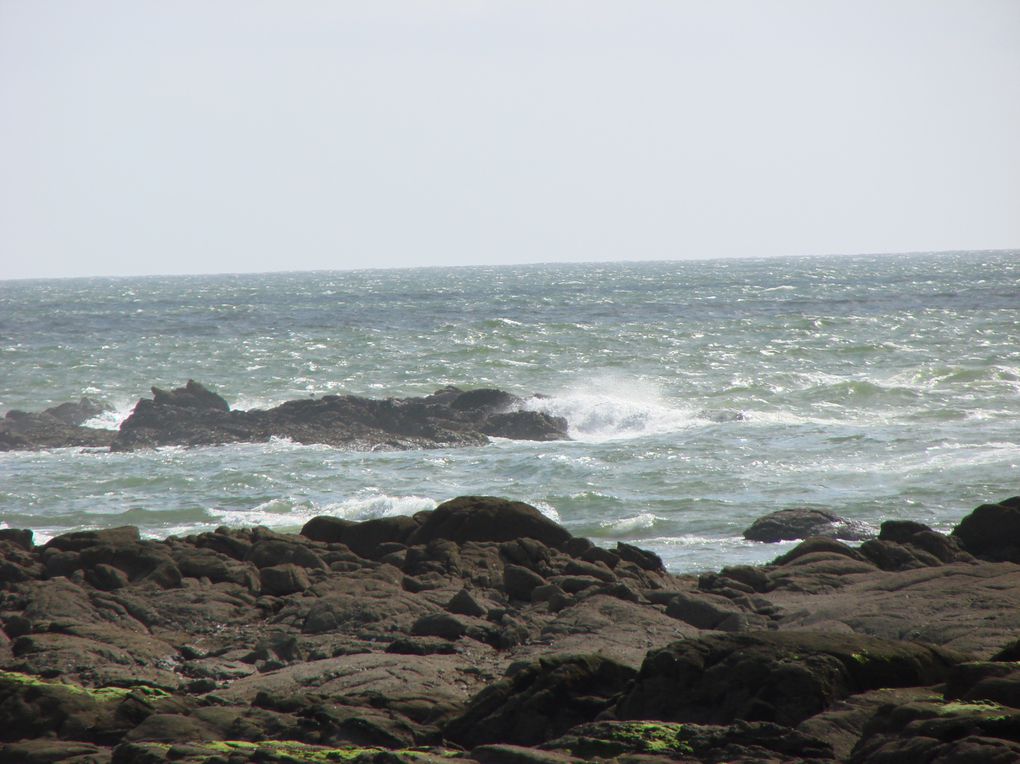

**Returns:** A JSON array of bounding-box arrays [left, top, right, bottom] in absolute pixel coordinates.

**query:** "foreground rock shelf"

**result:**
[[3, 495, 1020, 763], [0, 381, 570, 452]]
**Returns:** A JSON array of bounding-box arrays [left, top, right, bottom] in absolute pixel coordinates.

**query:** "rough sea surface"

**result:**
[[2, 251, 1018, 572]]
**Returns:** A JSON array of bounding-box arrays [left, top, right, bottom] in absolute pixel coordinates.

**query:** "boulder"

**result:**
[[615, 631, 968, 727], [743, 507, 873, 543], [408, 497, 571, 548], [952, 497, 1020, 562], [443, 654, 637, 747]]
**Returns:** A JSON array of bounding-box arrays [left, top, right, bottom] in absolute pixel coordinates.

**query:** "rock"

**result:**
[[0, 403, 117, 451], [615, 542, 664, 572], [408, 497, 571, 548], [0, 529, 33, 550], [952, 497, 1020, 562], [615, 631, 968, 727], [481, 411, 570, 441], [45, 526, 141, 553], [503, 565, 548, 601], [772, 536, 870, 566], [744, 507, 873, 543], [42, 398, 112, 426], [410, 613, 468, 641], [850, 694, 1020, 763], [108, 382, 568, 453], [664, 591, 753, 631], [245, 539, 326, 570], [443, 654, 637, 748], [301, 515, 419, 559], [544, 720, 834, 762], [259, 564, 311, 596], [447, 588, 487, 618]]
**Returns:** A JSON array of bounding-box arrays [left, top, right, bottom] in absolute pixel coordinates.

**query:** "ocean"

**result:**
[[1, 251, 1018, 572]]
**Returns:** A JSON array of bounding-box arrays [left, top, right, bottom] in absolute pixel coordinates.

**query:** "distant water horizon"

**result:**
[[4, 247, 1016, 284], [2, 250, 1018, 572]]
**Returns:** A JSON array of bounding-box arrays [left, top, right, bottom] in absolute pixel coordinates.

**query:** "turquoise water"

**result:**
[[2, 251, 1018, 571]]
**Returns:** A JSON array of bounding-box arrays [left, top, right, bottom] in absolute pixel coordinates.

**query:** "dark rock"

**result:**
[[0, 739, 108, 763], [0, 402, 117, 451], [444, 654, 637, 747], [858, 538, 939, 571], [0, 529, 34, 550], [482, 411, 569, 441], [259, 564, 310, 596], [108, 382, 568, 453], [46, 526, 141, 553], [152, 380, 229, 411], [849, 694, 1020, 764], [878, 520, 933, 544], [545, 720, 834, 761], [772, 536, 870, 566], [410, 613, 468, 641], [408, 496, 571, 548], [450, 388, 521, 412], [302, 515, 419, 559], [88, 563, 130, 591], [43, 398, 112, 426], [664, 591, 748, 630], [385, 637, 459, 656], [299, 515, 355, 544], [952, 497, 1020, 562], [503, 565, 547, 601], [447, 588, 487, 618], [744, 507, 873, 543], [614, 542, 664, 572], [245, 540, 326, 570], [615, 631, 968, 727]]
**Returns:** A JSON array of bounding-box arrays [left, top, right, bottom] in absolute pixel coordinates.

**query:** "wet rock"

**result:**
[[108, 381, 568, 453], [503, 565, 547, 601], [952, 497, 1020, 562], [744, 507, 873, 543], [407, 496, 572, 548], [43, 398, 112, 426], [545, 720, 835, 762], [849, 694, 1020, 763], [444, 654, 637, 747], [615, 631, 968, 727], [614, 542, 664, 572], [447, 588, 487, 618], [259, 564, 310, 596]]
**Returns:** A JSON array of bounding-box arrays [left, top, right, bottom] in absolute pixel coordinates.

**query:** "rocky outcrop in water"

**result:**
[[0, 397, 115, 451], [3, 495, 1020, 762], [0, 382, 569, 452], [743, 507, 874, 543]]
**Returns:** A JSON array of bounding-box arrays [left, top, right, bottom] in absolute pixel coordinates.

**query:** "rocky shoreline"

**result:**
[[0, 381, 569, 453], [3, 494, 1020, 762]]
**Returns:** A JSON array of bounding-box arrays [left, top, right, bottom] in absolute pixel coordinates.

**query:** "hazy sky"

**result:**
[[1, 1, 1018, 279]]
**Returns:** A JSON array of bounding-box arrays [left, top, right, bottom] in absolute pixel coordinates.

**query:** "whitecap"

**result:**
[[523, 375, 699, 441], [599, 512, 663, 533]]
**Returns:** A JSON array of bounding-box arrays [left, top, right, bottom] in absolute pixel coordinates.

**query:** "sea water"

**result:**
[[1, 251, 1018, 572]]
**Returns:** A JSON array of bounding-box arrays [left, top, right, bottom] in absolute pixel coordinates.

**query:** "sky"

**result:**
[[0, 1, 1018, 279]]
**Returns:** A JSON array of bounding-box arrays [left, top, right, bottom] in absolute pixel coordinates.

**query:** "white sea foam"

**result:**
[[210, 493, 439, 531], [524, 376, 699, 441], [599, 512, 663, 533], [83, 401, 137, 430]]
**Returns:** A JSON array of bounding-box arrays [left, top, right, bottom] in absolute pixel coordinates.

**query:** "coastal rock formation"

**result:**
[[0, 397, 115, 451], [743, 507, 874, 543], [0, 382, 570, 452], [2, 495, 1020, 762]]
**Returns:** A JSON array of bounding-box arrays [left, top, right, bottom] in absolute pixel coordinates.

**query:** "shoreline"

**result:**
[[3, 494, 1020, 762]]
